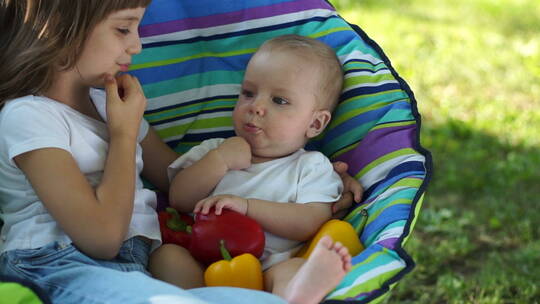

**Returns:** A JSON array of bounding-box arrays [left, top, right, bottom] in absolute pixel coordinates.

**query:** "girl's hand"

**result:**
[[332, 161, 364, 215], [216, 136, 251, 170], [103, 73, 146, 140], [194, 194, 249, 215]]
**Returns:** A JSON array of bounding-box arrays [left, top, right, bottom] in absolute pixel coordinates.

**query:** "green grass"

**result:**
[[331, 0, 540, 302]]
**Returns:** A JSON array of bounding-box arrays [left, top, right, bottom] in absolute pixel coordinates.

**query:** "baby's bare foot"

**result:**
[[283, 236, 351, 304]]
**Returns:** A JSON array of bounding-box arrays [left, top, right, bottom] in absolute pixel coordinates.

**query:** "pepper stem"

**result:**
[[219, 240, 232, 261], [165, 207, 191, 232]]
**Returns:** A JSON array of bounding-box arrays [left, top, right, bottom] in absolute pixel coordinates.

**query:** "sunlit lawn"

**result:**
[[331, 0, 540, 302]]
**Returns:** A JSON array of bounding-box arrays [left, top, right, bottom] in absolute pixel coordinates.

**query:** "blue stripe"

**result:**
[[341, 82, 402, 101], [146, 95, 238, 115], [361, 204, 411, 243], [132, 54, 251, 85], [344, 67, 390, 74], [141, 0, 297, 26], [350, 243, 383, 264]]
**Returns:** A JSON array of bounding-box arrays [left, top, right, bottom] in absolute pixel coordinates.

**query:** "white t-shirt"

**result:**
[[168, 138, 342, 269], [0, 89, 161, 253]]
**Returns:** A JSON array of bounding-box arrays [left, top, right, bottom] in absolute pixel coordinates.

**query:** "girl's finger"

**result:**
[[103, 74, 120, 101]]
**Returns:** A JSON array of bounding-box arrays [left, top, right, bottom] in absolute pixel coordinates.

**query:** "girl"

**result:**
[[0, 1, 284, 303], [0, 1, 357, 303]]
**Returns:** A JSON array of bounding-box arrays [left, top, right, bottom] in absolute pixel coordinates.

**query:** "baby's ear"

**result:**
[[306, 110, 332, 138]]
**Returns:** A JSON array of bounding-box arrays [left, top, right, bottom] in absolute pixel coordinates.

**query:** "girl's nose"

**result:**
[[127, 33, 142, 55]]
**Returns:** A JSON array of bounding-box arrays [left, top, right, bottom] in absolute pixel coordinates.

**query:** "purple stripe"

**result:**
[[376, 237, 399, 250], [336, 124, 417, 175], [139, 0, 333, 37]]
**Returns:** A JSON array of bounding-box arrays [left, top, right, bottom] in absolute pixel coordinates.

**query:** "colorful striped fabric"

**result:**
[[131, 0, 432, 302]]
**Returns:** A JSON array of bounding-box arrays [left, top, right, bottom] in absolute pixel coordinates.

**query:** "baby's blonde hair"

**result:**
[[256, 34, 343, 111], [0, 0, 152, 106]]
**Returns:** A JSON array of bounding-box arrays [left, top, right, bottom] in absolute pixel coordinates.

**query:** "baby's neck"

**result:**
[[251, 155, 276, 164], [251, 149, 300, 164]]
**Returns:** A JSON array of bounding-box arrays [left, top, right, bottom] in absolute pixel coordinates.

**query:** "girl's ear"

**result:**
[[306, 110, 332, 138]]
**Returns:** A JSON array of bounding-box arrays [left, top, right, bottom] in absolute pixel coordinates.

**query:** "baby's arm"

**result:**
[[169, 136, 251, 212], [14, 74, 146, 259], [195, 195, 332, 241]]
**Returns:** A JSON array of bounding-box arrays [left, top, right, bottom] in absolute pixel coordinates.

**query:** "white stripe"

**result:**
[[141, 9, 338, 44], [147, 84, 240, 111], [368, 186, 410, 207], [345, 69, 392, 78], [339, 50, 384, 65], [360, 154, 425, 189], [375, 226, 404, 242]]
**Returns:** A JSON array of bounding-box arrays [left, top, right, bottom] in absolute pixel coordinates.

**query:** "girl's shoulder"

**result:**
[[0, 95, 69, 131], [2, 95, 63, 114]]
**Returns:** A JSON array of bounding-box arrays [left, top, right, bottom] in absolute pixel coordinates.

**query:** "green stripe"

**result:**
[[403, 194, 425, 245], [157, 116, 233, 139], [371, 120, 416, 132], [345, 73, 396, 87], [145, 100, 236, 123], [337, 90, 410, 116]]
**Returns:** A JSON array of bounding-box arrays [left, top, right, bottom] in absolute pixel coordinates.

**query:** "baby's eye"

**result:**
[[272, 97, 289, 105], [117, 28, 130, 35], [241, 90, 254, 98]]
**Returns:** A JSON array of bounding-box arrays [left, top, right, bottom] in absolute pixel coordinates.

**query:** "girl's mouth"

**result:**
[[118, 64, 130, 72]]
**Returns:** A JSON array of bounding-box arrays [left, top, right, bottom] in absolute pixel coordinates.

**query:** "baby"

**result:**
[[152, 34, 354, 304]]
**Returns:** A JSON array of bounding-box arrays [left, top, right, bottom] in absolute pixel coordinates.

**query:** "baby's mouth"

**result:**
[[244, 122, 261, 133]]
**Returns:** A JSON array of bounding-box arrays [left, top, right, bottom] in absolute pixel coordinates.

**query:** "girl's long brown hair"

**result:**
[[0, 0, 151, 106]]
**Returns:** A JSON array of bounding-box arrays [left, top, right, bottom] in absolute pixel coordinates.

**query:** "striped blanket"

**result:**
[[130, 0, 432, 302]]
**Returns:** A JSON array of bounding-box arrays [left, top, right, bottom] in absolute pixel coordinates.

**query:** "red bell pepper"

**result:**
[[158, 207, 194, 248], [189, 209, 265, 265]]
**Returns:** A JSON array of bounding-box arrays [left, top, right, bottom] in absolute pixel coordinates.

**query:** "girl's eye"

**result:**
[[272, 97, 288, 105], [117, 28, 130, 35], [241, 90, 254, 98]]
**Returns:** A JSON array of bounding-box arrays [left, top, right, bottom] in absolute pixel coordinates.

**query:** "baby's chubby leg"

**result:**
[[264, 257, 306, 297], [148, 244, 205, 289]]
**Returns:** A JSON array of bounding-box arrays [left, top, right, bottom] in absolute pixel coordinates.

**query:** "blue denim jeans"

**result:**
[[0, 238, 286, 304]]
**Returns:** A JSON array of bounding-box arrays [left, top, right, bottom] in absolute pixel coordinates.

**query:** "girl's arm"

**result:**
[[140, 127, 179, 193], [14, 74, 146, 260], [169, 136, 251, 212]]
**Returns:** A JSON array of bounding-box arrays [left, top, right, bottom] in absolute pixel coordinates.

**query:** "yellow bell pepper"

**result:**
[[204, 240, 263, 290], [296, 219, 364, 259]]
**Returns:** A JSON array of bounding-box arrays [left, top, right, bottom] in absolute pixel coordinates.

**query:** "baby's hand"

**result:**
[[194, 194, 249, 215], [103, 74, 146, 140], [332, 161, 364, 215], [216, 136, 251, 170]]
